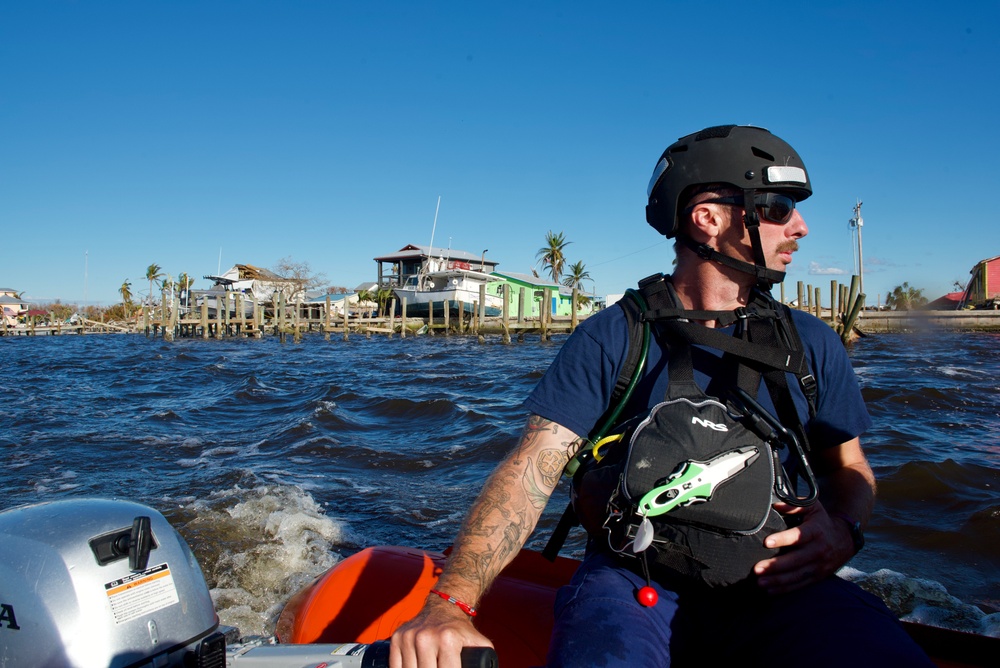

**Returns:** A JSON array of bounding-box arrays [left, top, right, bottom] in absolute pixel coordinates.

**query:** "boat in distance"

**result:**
[[393, 257, 504, 317]]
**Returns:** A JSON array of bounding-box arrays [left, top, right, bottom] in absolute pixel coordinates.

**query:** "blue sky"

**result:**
[[3, 1, 998, 307]]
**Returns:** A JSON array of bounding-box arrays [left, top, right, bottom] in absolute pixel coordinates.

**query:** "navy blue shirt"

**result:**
[[524, 303, 871, 451]]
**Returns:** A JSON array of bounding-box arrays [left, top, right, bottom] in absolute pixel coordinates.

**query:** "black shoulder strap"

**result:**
[[609, 290, 646, 412], [542, 277, 660, 562]]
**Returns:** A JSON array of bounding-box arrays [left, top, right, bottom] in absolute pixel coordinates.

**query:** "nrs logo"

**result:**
[[0, 603, 19, 630], [691, 416, 728, 432]]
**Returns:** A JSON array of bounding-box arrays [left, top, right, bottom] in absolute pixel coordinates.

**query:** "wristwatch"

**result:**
[[832, 512, 865, 555]]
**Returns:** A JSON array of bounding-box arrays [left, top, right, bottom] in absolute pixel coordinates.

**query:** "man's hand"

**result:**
[[753, 500, 855, 596], [390, 601, 493, 668]]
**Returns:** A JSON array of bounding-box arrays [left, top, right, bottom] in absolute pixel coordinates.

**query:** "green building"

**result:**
[[489, 271, 594, 318]]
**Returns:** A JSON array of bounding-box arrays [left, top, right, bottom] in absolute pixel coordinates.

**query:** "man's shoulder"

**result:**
[[577, 301, 630, 338], [554, 302, 634, 370], [787, 308, 843, 350], [792, 309, 847, 362]]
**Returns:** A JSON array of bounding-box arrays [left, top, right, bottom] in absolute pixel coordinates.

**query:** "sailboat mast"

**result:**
[[428, 196, 441, 260]]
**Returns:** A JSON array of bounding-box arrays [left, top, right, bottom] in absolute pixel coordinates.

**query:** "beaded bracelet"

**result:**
[[429, 589, 478, 617]]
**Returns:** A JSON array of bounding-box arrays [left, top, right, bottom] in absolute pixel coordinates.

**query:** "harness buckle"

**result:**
[[799, 374, 817, 398]]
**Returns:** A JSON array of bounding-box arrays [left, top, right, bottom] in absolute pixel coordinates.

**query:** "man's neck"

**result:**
[[670, 261, 754, 326]]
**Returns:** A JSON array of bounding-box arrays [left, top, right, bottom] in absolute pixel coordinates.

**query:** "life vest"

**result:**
[[545, 274, 819, 587]]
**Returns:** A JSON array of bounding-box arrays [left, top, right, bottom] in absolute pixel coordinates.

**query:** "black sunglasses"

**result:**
[[693, 192, 797, 225]]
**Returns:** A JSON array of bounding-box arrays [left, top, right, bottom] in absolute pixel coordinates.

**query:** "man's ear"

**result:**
[[687, 202, 724, 243]]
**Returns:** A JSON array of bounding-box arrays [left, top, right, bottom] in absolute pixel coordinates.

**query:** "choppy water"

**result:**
[[1, 330, 998, 638]]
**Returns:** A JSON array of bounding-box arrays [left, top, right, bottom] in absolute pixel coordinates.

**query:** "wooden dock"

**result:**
[[7, 279, 998, 340], [138, 285, 584, 343]]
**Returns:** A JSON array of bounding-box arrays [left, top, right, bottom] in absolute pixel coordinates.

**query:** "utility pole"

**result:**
[[849, 200, 864, 296]]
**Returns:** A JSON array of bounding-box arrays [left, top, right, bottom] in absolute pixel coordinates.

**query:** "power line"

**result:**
[[588, 240, 669, 268]]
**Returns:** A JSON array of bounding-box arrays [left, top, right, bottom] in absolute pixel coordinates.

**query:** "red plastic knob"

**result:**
[[637, 585, 658, 607]]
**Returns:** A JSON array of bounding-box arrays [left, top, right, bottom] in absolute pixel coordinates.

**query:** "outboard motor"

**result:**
[[0, 498, 225, 667]]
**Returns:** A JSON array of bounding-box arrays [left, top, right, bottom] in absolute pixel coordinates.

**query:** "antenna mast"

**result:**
[[849, 200, 865, 296]]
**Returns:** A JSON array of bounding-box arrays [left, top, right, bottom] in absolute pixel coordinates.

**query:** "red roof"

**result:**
[[925, 292, 964, 309]]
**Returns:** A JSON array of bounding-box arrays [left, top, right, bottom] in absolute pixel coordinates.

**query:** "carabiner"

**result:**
[[728, 387, 818, 507]]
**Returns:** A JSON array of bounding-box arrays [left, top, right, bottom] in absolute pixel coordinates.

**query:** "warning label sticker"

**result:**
[[104, 563, 179, 625]]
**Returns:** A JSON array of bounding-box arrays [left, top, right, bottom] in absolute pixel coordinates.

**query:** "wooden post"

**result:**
[[444, 300, 450, 334], [796, 281, 805, 311], [201, 301, 209, 339], [428, 301, 435, 335], [252, 298, 261, 338], [157, 291, 165, 339], [173, 294, 180, 338], [400, 298, 407, 338], [571, 287, 579, 333], [501, 283, 511, 344], [324, 296, 332, 341], [277, 292, 285, 341], [479, 283, 487, 327], [541, 289, 551, 342], [780, 282, 786, 304], [216, 293, 223, 337], [342, 299, 349, 341], [388, 298, 396, 338], [294, 299, 303, 343], [830, 281, 838, 325], [814, 287, 822, 320], [518, 287, 526, 324]]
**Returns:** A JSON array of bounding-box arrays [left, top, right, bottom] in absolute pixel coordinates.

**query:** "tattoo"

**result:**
[[517, 414, 557, 456], [465, 486, 511, 536], [536, 447, 566, 487], [444, 416, 583, 594], [450, 510, 529, 591], [521, 448, 570, 508], [522, 459, 548, 509]]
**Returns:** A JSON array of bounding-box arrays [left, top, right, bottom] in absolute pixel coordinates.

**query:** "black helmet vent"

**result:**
[[695, 125, 735, 141], [752, 146, 775, 162]]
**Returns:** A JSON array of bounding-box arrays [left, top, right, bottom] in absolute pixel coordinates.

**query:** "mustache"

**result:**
[[776, 241, 800, 253]]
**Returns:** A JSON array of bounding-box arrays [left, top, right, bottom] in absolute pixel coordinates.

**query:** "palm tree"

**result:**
[[562, 260, 593, 309], [375, 287, 395, 316], [145, 264, 163, 309], [119, 280, 133, 318], [886, 282, 927, 311], [177, 272, 194, 308], [536, 231, 571, 283], [562, 261, 591, 289], [356, 289, 375, 317]]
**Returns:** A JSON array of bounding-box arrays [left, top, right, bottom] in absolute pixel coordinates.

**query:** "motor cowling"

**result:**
[[0, 499, 223, 667]]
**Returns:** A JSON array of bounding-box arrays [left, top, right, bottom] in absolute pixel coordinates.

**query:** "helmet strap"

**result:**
[[676, 189, 787, 288], [741, 190, 783, 288]]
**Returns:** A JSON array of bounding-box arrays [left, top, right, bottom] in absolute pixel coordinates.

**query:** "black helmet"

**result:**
[[646, 125, 811, 238]]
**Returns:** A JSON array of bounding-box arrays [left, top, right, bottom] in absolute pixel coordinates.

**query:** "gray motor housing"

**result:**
[[0, 498, 220, 667]]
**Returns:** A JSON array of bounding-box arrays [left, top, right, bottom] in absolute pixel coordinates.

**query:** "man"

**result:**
[[391, 125, 931, 667]]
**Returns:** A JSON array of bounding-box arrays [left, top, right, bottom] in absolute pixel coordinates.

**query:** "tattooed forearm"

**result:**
[[435, 415, 584, 603], [449, 510, 530, 593]]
